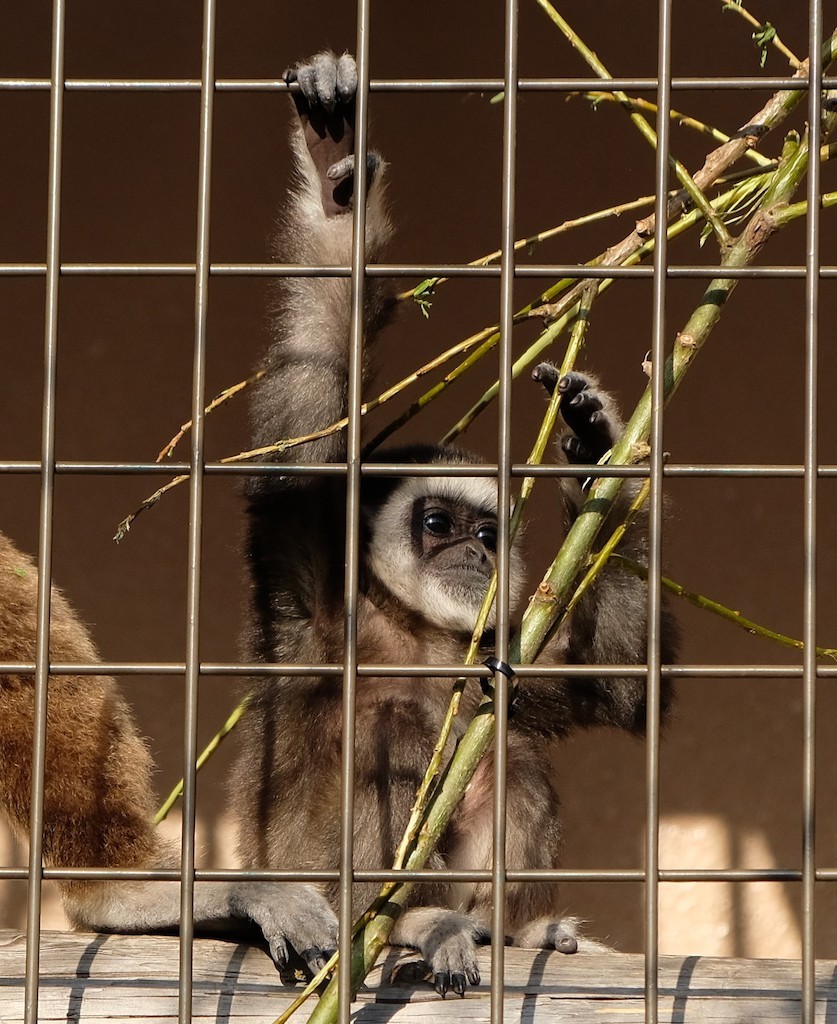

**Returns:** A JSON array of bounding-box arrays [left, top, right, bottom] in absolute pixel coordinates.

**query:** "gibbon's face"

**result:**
[[367, 477, 524, 634], [412, 495, 497, 597]]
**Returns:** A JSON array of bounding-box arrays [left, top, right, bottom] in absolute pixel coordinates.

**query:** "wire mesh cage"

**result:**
[[1, 1, 835, 1022]]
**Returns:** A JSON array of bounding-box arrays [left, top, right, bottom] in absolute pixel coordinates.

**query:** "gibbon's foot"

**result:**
[[284, 51, 380, 215], [230, 882, 338, 981], [391, 908, 484, 997], [425, 927, 482, 997], [533, 366, 619, 464]]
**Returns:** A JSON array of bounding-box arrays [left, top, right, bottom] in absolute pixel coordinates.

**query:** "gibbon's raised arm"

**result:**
[[513, 368, 678, 738], [244, 52, 394, 642]]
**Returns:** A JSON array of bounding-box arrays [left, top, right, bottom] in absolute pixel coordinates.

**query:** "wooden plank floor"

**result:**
[[1, 929, 835, 1022]]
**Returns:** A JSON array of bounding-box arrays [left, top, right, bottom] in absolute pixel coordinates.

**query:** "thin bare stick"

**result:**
[[157, 370, 265, 461], [613, 554, 837, 661], [396, 194, 658, 304], [536, 0, 732, 249], [579, 91, 773, 166], [114, 326, 500, 540]]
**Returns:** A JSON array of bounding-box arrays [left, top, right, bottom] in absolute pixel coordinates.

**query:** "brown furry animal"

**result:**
[[230, 51, 678, 997], [0, 531, 337, 975]]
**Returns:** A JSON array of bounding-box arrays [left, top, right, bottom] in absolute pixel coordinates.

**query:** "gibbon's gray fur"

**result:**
[[0, 532, 338, 978], [231, 51, 677, 997]]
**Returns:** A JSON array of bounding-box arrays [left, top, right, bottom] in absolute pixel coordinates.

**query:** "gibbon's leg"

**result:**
[[442, 737, 590, 954]]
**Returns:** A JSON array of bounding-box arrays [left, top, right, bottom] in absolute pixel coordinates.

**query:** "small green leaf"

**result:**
[[490, 91, 505, 105], [753, 23, 776, 68], [13, 566, 28, 578]]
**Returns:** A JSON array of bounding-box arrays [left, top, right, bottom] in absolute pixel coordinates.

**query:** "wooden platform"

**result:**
[[1, 929, 834, 1022]]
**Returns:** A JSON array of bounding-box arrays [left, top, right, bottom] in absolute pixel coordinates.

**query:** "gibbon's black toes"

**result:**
[[434, 971, 450, 997], [300, 948, 328, 976], [555, 933, 579, 954], [466, 966, 481, 986], [451, 973, 467, 997], [557, 370, 589, 397], [561, 434, 595, 464], [532, 361, 560, 395], [268, 936, 289, 974]]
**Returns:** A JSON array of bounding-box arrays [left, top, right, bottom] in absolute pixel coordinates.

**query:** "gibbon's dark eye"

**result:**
[[423, 511, 453, 537], [476, 524, 497, 552]]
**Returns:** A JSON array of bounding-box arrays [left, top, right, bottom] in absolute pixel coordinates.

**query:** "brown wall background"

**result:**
[[2, 0, 836, 958]]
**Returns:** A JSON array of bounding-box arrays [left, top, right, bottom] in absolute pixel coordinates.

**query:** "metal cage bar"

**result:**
[[173, 0, 218, 1020], [644, 0, 674, 1018], [22, 1, 66, 1022], [335, 5, 373, 1021], [802, 2, 824, 1020]]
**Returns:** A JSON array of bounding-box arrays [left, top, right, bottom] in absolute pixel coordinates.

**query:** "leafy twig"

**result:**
[[531, 46, 823, 323], [721, 0, 802, 69]]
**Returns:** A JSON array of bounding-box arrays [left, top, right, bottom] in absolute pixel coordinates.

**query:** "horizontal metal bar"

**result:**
[[5, 262, 837, 279], [2, 662, 834, 679], [0, 76, 824, 92], [1, 461, 836, 478], [0, 866, 833, 883]]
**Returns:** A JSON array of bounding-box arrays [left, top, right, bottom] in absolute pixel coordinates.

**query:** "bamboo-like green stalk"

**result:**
[[392, 282, 598, 873]]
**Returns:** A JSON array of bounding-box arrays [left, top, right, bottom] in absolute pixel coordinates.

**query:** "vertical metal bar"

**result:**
[[23, 2, 66, 1021], [646, 0, 674, 1020], [490, 1, 519, 1020], [178, 0, 216, 1020], [801, 2, 822, 1020], [338, 5, 372, 1021]]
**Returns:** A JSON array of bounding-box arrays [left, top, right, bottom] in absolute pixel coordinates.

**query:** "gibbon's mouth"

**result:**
[[451, 563, 493, 581]]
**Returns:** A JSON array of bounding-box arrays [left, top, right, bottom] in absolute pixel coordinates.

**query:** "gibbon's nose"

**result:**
[[464, 542, 487, 564]]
